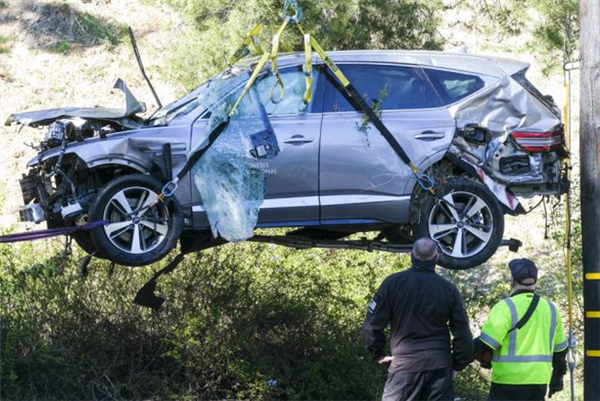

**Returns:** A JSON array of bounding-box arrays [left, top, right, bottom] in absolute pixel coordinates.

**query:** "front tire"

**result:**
[[413, 178, 504, 269], [88, 174, 184, 267]]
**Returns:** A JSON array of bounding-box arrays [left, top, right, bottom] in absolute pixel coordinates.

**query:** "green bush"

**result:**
[[1, 237, 411, 400]]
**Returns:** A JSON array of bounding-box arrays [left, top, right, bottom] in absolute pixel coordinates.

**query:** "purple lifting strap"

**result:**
[[0, 220, 109, 243]]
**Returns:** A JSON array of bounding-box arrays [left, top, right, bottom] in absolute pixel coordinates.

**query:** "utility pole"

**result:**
[[580, 0, 600, 400]]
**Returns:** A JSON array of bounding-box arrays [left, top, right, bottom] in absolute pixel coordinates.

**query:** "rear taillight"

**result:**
[[510, 127, 565, 152]]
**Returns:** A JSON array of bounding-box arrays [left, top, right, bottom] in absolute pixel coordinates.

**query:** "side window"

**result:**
[[324, 64, 442, 112], [256, 66, 317, 115], [424, 69, 485, 104]]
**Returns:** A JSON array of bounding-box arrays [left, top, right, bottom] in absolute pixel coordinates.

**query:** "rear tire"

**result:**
[[413, 178, 504, 269], [88, 174, 184, 267]]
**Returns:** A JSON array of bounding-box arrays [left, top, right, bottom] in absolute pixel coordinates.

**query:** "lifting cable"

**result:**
[[563, 59, 576, 401], [562, 13, 577, 400]]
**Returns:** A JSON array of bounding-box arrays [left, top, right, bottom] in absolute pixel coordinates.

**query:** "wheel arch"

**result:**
[[407, 153, 522, 216], [85, 156, 152, 174]]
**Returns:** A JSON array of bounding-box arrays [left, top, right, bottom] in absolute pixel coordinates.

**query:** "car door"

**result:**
[[319, 63, 455, 224], [253, 65, 323, 225], [190, 65, 323, 228]]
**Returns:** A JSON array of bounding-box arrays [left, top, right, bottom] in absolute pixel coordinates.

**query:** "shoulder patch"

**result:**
[[367, 299, 378, 314]]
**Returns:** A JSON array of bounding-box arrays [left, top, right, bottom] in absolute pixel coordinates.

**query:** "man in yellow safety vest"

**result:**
[[474, 258, 568, 400]]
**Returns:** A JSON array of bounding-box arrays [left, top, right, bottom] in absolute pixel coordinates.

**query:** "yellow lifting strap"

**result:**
[[269, 16, 291, 104], [294, 23, 313, 105], [229, 14, 313, 111], [227, 17, 290, 116], [302, 33, 313, 105], [228, 22, 266, 66], [248, 23, 266, 54], [306, 33, 350, 87]]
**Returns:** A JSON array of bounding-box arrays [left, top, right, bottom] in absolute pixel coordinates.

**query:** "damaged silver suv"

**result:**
[[7, 50, 568, 269]]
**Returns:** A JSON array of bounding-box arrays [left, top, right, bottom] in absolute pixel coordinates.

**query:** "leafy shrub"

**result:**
[[1, 237, 409, 400]]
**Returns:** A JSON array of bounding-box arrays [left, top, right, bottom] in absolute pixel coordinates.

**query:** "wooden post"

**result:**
[[579, 1, 600, 400]]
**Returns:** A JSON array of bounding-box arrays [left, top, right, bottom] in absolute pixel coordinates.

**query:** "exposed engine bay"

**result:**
[[10, 79, 149, 226]]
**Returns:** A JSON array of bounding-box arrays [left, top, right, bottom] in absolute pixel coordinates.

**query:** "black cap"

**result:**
[[509, 258, 538, 285]]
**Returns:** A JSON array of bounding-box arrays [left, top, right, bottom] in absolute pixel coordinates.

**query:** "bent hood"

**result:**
[[5, 79, 146, 129]]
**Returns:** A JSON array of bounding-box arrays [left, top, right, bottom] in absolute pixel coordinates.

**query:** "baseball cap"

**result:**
[[509, 258, 538, 285]]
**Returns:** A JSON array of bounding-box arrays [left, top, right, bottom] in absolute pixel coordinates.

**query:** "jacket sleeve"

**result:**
[[552, 349, 568, 378], [552, 305, 568, 378], [361, 279, 392, 361], [449, 285, 474, 371], [473, 337, 493, 369], [553, 305, 568, 353]]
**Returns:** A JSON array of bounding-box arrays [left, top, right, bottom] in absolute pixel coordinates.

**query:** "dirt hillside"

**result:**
[[0, 0, 184, 225]]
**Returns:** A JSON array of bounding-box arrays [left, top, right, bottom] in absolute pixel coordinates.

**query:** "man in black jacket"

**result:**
[[362, 238, 473, 401]]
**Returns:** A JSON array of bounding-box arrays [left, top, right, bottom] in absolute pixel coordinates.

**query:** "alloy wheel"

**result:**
[[102, 186, 170, 254], [427, 191, 494, 259]]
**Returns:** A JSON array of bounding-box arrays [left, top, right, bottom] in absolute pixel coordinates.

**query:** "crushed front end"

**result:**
[[17, 118, 131, 226], [8, 79, 147, 226]]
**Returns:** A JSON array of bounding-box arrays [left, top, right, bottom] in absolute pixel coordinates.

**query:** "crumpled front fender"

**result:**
[[27, 135, 154, 174]]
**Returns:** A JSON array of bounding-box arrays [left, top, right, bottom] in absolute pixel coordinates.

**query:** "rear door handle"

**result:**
[[284, 135, 314, 144], [414, 131, 445, 140]]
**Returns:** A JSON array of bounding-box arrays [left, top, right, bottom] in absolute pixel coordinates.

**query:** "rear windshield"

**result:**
[[511, 70, 560, 117]]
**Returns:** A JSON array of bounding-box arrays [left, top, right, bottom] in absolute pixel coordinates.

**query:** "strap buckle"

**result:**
[[161, 179, 178, 198], [415, 172, 435, 193]]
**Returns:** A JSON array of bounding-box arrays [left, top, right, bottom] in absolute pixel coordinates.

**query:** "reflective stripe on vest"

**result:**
[[549, 300, 557, 353], [490, 297, 557, 364]]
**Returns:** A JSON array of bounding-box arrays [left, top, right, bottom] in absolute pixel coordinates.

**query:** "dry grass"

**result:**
[[0, 0, 184, 226]]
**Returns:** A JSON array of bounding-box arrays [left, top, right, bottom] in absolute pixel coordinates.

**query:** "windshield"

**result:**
[[148, 67, 250, 126]]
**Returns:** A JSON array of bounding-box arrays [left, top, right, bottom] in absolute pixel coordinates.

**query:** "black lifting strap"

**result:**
[[508, 294, 541, 333], [134, 253, 185, 311], [344, 83, 415, 168], [175, 119, 229, 182], [324, 69, 414, 169], [134, 235, 228, 311]]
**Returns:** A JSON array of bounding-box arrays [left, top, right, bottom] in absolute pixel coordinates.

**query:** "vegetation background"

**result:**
[[0, 0, 583, 399]]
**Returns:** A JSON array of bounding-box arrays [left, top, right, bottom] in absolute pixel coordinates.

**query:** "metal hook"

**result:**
[[283, 0, 303, 22]]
